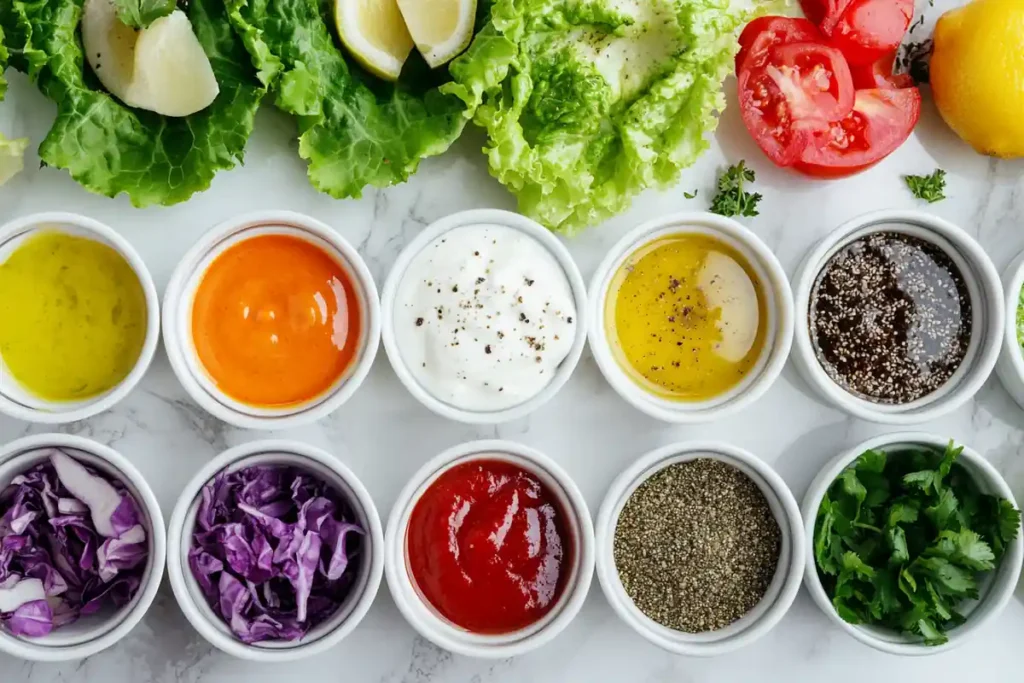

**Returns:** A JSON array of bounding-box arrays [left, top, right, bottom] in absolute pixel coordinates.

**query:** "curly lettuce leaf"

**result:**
[[1, 0, 264, 206], [1, 21, 8, 99], [226, 0, 466, 198], [113, 0, 176, 28], [446, 0, 773, 233]]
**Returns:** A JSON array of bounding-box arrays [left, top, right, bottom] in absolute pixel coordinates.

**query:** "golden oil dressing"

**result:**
[[606, 233, 768, 401], [0, 231, 147, 402]]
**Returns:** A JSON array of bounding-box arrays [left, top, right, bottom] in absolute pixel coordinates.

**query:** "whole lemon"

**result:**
[[930, 0, 1024, 158]]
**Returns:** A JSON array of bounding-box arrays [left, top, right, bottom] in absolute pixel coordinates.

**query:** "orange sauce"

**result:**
[[191, 234, 361, 407]]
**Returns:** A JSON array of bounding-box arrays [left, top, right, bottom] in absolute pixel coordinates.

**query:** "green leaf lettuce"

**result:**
[[0, 0, 265, 205], [445, 0, 774, 233], [226, 0, 467, 198], [112, 0, 176, 28]]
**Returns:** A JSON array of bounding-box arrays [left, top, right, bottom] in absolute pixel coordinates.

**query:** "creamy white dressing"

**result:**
[[394, 224, 577, 411]]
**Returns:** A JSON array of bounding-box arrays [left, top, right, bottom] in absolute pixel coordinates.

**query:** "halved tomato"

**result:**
[[793, 87, 921, 177], [850, 51, 913, 90], [738, 42, 855, 166], [735, 16, 821, 73]]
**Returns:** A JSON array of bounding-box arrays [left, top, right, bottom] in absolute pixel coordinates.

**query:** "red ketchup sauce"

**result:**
[[406, 459, 573, 633]]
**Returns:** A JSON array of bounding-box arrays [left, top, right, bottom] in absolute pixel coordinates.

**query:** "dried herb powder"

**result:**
[[810, 231, 971, 404], [613, 459, 781, 633]]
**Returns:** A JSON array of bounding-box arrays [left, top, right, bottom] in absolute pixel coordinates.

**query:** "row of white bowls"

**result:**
[[1, 432, 1020, 663], [3, 207, 1023, 427]]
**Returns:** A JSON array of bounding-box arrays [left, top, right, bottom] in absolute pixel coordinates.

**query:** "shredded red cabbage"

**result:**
[[190, 464, 364, 643], [0, 449, 148, 637]]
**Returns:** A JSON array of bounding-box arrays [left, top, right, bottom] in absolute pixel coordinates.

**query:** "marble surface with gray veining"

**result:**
[[2, 3, 1024, 678]]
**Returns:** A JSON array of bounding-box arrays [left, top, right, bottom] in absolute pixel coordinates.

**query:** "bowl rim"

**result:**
[[586, 211, 795, 424], [0, 433, 167, 662], [383, 439, 595, 658], [379, 209, 588, 425], [791, 209, 1004, 424], [800, 432, 1024, 656], [996, 249, 1024, 398], [164, 439, 384, 663], [161, 210, 381, 431], [594, 441, 805, 656], [0, 212, 161, 424]]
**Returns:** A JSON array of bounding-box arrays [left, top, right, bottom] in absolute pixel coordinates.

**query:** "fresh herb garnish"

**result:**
[[898, 40, 934, 85], [814, 442, 1021, 646], [905, 169, 947, 203], [684, 189, 698, 199], [710, 161, 762, 217]]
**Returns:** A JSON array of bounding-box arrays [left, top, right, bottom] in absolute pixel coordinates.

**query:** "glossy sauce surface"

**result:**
[[0, 231, 147, 401], [191, 234, 361, 407], [406, 459, 573, 633], [606, 234, 768, 401]]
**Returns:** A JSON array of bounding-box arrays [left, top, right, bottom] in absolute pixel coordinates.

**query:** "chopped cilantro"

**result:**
[[905, 169, 947, 203]]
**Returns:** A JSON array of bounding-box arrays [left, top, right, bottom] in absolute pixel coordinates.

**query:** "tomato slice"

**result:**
[[738, 42, 855, 166], [821, 0, 914, 65], [735, 16, 821, 73], [850, 51, 913, 90], [799, 0, 854, 32], [793, 87, 921, 178]]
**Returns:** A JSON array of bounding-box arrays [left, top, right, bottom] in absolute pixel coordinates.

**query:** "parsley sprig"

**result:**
[[814, 442, 1020, 646], [710, 161, 762, 218], [905, 169, 947, 203]]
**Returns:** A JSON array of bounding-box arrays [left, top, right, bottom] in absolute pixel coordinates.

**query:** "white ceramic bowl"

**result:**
[[166, 440, 383, 662], [0, 434, 166, 662], [995, 248, 1024, 410], [791, 210, 1002, 424], [802, 433, 1024, 656], [0, 213, 160, 424], [162, 211, 381, 430], [380, 209, 588, 424], [384, 439, 595, 658], [595, 442, 804, 656], [588, 212, 793, 423]]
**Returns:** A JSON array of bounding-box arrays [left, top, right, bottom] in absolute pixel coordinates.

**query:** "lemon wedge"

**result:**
[[397, 0, 476, 68], [334, 0, 415, 81]]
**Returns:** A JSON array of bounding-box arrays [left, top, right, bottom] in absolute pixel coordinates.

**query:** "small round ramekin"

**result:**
[[595, 442, 804, 656], [166, 440, 383, 662], [0, 434, 166, 662], [162, 211, 381, 430], [0, 212, 160, 424], [802, 433, 1023, 655], [995, 248, 1024, 411], [380, 209, 588, 424], [588, 212, 794, 423], [384, 439, 594, 658], [791, 210, 1002, 424]]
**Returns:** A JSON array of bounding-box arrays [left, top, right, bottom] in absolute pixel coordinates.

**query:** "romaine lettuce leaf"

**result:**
[[0, 0, 264, 206], [446, 0, 773, 233], [112, 0, 176, 28], [226, 0, 466, 198]]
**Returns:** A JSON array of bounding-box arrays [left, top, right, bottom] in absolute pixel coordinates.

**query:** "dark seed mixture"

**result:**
[[810, 231, 972, 404], [614, 459, 781, 633]]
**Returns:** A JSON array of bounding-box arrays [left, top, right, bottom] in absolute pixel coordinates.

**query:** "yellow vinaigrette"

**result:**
[[606, 233, 767, 401], [0, 231, 147, 402]]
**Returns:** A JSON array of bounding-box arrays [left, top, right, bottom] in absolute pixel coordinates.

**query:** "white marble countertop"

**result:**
[[3, 4, 1024, 678]]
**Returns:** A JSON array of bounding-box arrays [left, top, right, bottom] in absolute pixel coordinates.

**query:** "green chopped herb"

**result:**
[[905, 169, 947, 203], [710, 161, 762, 218], [814, 441, 1021, 646], [684, 189, 698, 199]]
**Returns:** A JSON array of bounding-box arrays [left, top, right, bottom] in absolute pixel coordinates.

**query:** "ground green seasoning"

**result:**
[[1016, 283, 1024, 349], [614, 459, 781, 632]]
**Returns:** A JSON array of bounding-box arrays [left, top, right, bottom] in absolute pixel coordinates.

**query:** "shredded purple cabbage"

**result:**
[[0, 449, 148, 637], [190, 464, 364, 643]]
